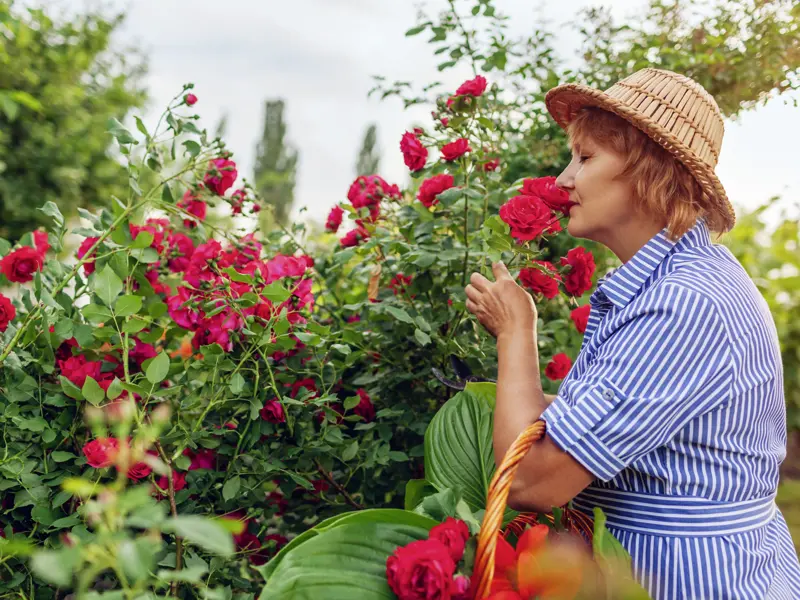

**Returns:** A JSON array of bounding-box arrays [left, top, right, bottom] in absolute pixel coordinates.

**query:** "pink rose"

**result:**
[[166, 233, 195, 273], [178, 190, 207, 227], [326, 205, 344, 232], [33, 230, 50, 256], [522, 176, 572, 215], [77, 237, 99, 275], [58, 354, 102, 388], [82, 438, 120, 468], [185, 93, 198, 106], [454, 75, 487, 98], [340, 225, 369, 248]]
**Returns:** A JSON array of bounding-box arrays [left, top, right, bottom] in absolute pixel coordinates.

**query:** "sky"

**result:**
[[54, 0, 800, 229]]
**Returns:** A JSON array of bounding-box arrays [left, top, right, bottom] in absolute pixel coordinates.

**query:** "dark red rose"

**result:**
[[77, 237, 99, 275], [570, 304, 591, 334], [185, 93, 198, 106], [386, 538, 456, 600], [522, 176, 572, 215], [125, 451, 157, 481], [440, 138, 471, 162], [58, 354, 102, 388], [429, 517, 470, 562], [204, 158, 238, 196], [1, 247, 44, 283], [178, 190, 207, 227], [417, 174, 454, 208], [482, 158, 500, 172], [545, 353, 572, 381], [518, 261, 562, 300], [183, 447, 216, 471], [400, 132, 428, 172], [499, 195, 553, 242], [353, 389, 376, 422], [326, 206, 344, 232], [340, 225, 369, 248], [33, 231, 50, 256], [167, 233, 195, 273], [260, 399, 286, 424], [0, 294, 15, 333], [156, 470, 187, 494], [249, 534, 288, 566], [82, 438, 120, 468], [560, 247, 596, 297], [454, 75, 487, 98], [129, 338, 157, 365]]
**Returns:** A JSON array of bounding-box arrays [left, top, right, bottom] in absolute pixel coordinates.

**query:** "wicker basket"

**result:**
[[471, 420, 594, 599]]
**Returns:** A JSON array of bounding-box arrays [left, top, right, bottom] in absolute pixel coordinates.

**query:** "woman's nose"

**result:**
[[555, 169, 572, 192]]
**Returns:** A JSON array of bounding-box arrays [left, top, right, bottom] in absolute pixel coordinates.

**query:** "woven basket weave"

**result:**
[[545, 68, 735, 234]]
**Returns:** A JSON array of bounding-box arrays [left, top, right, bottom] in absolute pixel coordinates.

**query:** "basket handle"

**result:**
[[472, 420, 547, 599]]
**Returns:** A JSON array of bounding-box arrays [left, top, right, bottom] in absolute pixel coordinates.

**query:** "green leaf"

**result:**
[[50, 451, 75, 463], [119, 538, 159, 584], [330, 343, 351, 356], [122, 319, 148, 333], [341, 441, 359, 461], [222, 476, 241, 501], [405, 24, 427, 36], [130, 231, 154, 249], [94, 265, 123, 306], [163, 516, 234, 556], [59, 376, 83, 400], [82, 303, 113, 325], [162, 183, 175, 204], [39, 201, 64, 228], [229, 373, 245, 395], [384, 305, 414, 324], [464, 381, 496, 409], [146, 352, 170, 385], [106, 377, 124, 401], [183, 140, 201, 157], [414, 328, 431, 346], [261, 281, 291, 303], [404, 479, 438, 511], [436, 187, 463, 206], [82, 376, 105, 406], [31, 548, 77, 587], [115, 294, 143, 317], [107, 117, 138, 145]]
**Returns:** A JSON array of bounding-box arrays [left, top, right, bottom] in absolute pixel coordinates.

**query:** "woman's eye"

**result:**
[[579, 155, 590, 163]]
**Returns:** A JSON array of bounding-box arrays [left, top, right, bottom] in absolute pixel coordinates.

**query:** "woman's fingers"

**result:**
[[469, 271, 492, 291], [465, 298, 478, 314], [464, 284, 482, 303]]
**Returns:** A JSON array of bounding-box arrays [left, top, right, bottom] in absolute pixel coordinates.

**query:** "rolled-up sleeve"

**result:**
[[541, 283, 734, 482]]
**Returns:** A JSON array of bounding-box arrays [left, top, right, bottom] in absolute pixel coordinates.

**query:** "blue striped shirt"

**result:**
[[541, 217, 800, 599]]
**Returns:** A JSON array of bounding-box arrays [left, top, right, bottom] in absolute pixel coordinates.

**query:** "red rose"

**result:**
[[77, 237, 99, 275], [454, 75, 487, 98], [499, 195, 553, 242], [353, 389, 375, 422], [570, 304, 591, 334], [0, 294, 15, 333], [260, 399, 286, 424], [521, 176, 572, 215], [33, 231, 50, 257], [204, 158, 238, 196], [483, 158, 500, 172], [58, 354, 102, 388], [518, 261, 562, 300], [1, 246, 44, 283], [417, 174, 454, 208], [546, 219, 562, 234], [326, 206, 344, 232], [178, 190, 208, 227], [166, 233, 195, 273], [156, 470, 187, 494], [126, 457, 153, 481], [450, 575, 471, 600], [545, 353, 572, 381], [386, 538, 456, 600], [429, 517, 470, 562], [400, 132, 428, 172], [183, 447, 216, 471], [249, 534, 288, 566], [340, 225, 369, 248], [390, 273, 413, 296], [441, 138, 470, 162], [560, 247, 596, 297], [185, 93, 198, 106], [82, 438, 120, 468]]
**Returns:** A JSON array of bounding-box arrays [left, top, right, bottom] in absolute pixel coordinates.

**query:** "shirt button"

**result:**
[[602, 390, 614, 400]]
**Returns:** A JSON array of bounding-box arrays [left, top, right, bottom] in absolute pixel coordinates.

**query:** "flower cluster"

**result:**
[[326, 174, 402, 248], [0, 230, 51, 331]]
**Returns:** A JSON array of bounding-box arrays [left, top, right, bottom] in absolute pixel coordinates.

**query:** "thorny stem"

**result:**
[[313, 459, 364, 510]]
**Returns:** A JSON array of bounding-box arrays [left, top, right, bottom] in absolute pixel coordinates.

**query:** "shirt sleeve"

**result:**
[[540, 283, 734, 482]]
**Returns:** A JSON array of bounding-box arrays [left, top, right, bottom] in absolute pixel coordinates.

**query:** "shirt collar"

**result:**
[[591, 217, 711, 309]]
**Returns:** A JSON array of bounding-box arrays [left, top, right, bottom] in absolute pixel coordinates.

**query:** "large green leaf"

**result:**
[[424, 386, 496, 512], [259, 521, 431, 600]]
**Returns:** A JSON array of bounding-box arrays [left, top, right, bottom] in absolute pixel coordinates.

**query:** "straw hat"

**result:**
[[545, 68, 736, 233]]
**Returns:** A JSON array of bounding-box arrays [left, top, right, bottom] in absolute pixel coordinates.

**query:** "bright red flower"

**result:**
[[340, 225, 369, 248], [166, 233, 195, 273], [570, 304, 591, 334], [126, 454, 155, 481], [544, 353, 572, 381], [230, 188, 246, 215], [183, 447, 216, 471], [451, 575, 471, 600], [129, 223, 165, 253], [204, 158, 238, 196], [82, 438, 120, 468], [0, 294, 15, 333], [156, 470, 187, 495], [454, 75, 488, 98], [260, 399, 286, 424], [185, 93, 198, 106], [498, 195, 552, 242], [390, 273, 413, 295], [386, 538, 456, 600], [58, 354, 102, 388], [518, 261, 562, 300], [417, 174, 454, 208], [400, 132, 428, 172], [441, 138, 471, 162], [178, 190, 207, 227], [483, 158, 500, 172], [428, 517, 470, 562], [288, 378, 318, 399], [353, 389, 375, 422], [326, 205, 344, 232], [1, 246, 44, 283], [129, 338, 157, 366], [167, 287, 203, 331], [521, 176, 572, 215], [77, 237, 99, 275], [33, 231, 50, 256], [560, 247, 596, 297]]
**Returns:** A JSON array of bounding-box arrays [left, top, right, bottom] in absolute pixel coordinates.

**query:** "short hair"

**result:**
[[566, 106, 726, 242]]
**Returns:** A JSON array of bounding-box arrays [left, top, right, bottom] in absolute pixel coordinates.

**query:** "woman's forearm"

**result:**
[[493, 328, 549, 467]]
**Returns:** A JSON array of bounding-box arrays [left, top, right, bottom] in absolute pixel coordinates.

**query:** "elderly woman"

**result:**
[[465, 68, 800, 599]]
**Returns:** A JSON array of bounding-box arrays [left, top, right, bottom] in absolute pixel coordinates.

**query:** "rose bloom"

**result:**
[[77, 237, 99, 275], [498, 195, 552, 241], [386, 538, 456, 600], [326, 205, 344, 232], [417, 174, 454, 208], [260, 399, 286, 424], [33, 230, 50, 256], [483, 158, 500, 172], [82, 438, 120, 468], [58, 354, 102, 388], [178, 190, 207, 227], [570, 304, 591, 334], [545, 353, 572, 381], [183, 447, 216, 471], [126, 454, 155, 481], [560, 247, 596, 297], [518, 261, 562, 300], [428, 517, 470, 562], [185, 93, 198, 106], [353, 389, 375, 422], [440, 138, 471, 162], [451, 575, 471, 600], [166, 233, 195, 273], [156, 470, 187, 494], [454, 74, 487, 98], [0, 246, 44, 283], [400, 131, 428, 172], [204, 158, 238, 195], [0, 293, 15, 333], [522, 176, 572, 215], [340, 226, 369, 248]]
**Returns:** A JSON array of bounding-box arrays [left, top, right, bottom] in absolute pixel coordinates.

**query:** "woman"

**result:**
[[465, 68, 800, 598]]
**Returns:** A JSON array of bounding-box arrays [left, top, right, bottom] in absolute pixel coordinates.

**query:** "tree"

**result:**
[[253, 99, 299, 229], [0, 1, 147, 241], [355, 123, 381, 176]]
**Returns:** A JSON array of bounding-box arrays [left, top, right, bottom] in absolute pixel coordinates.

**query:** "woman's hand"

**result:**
[[464, 262, 538, 339]]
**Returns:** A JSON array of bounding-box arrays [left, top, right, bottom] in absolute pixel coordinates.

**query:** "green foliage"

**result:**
[[0, 1, 147, 240], [355, 123, 381, 177], [254, 99, 299, 229]]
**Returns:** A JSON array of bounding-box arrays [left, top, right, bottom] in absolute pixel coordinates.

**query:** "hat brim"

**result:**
[[545, 82, 735, 233]]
